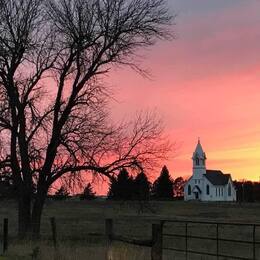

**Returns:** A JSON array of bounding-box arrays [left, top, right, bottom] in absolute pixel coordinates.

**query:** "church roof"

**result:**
[[204, 170, 230, 185]]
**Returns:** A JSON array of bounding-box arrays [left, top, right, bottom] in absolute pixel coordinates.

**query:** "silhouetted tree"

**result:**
[[134, 172, 150, 200], [234, 181, 243, 202], [253, 182, 260, 201], [53, 186, 69, 200], [173, 177, 186, 199], [0, 0, 173, 237], [108, 168, 134, 200], [234, 180, 257, 202], [80, 183, 96, 200], [152, 166, 174, 200], [243, 181, 254, 202]]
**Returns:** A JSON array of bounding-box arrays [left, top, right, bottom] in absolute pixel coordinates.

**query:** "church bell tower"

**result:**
[[192, 139, 206, 178]]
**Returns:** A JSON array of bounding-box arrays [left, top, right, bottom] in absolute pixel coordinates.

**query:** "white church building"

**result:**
[[184, 140, 236, 202]]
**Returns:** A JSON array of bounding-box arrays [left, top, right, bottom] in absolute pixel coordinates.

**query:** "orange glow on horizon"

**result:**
[[105, 0, 260, 187]]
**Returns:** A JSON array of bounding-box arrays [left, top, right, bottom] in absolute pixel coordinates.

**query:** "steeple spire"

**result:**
[[193, 138, 205, 158], [192, 139, 207, 171]]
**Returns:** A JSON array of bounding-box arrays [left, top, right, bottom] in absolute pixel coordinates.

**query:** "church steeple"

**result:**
[[192, 139, 206, 176]]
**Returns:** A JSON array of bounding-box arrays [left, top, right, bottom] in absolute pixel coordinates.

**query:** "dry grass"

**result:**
[[1, 199, 260, 259], [6, 241, 106, 259], [4, 240, 150, 260]]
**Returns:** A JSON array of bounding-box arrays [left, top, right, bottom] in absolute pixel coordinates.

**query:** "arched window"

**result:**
[[228, 184, 231, 196], [206, 185, 210, 195], [196, 158, 200, 166], [188, 185, 191, 195]]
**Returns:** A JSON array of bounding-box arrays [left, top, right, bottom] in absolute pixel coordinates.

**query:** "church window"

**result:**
[[228, 184, 231, 196], [216, 188, 217, 196], [188, 185, 191, 195], [221, 188, 223, 196], [196, 158, 200, 165], [206, 185, 210, 195]]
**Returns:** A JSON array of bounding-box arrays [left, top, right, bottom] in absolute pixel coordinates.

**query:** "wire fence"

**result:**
[[1, 217, 260, 260], [162, 220, 260, 260]]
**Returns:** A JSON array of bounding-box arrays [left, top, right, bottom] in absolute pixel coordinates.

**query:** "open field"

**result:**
[[1, 200, 260, 259]]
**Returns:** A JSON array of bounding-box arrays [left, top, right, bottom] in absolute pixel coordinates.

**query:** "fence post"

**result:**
[[185, 222, 188, 260], [50, 217, 57, 248], [3, 218, 8, 254], [216, 223, 219, 260], [105, 219, 113, 260], [105, 219, 113, 242], [151, 223, 162, 260], [253, 225, 256, 260]]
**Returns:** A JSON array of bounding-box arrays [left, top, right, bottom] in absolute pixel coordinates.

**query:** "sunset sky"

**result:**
[[107, 0, 260, 184]]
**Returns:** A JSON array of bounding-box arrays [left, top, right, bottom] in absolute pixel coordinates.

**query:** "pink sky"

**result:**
[[101, 0, 260, 189]]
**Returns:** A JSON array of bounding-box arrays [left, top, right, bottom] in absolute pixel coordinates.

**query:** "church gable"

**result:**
[[192, 185, 202, 193]]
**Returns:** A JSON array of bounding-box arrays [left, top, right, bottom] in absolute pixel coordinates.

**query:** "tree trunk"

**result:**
[[31, 188, 47, 239], [18, 188, 32, 239]]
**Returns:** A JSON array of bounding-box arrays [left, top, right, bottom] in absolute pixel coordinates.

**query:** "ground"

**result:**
[[0, 199, 260, 259]]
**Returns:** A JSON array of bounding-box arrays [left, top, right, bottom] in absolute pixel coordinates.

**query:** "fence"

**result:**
[[106, 219, 260, 260], [0, 217, 58, 255], [1, 218, 260, 260], [0, 217, 162, 259], [162, 220, 260, 260], [105, 218, 162, 260]]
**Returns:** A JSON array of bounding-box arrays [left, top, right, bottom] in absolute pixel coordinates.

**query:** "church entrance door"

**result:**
[[195, 192, 199, 200]]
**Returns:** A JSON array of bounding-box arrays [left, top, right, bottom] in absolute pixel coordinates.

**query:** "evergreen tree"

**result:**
[[152, 166, 174, 200], [107, 178, 117, 199], [108, 168, 134, 200], [80, 183, 96, 200], [53, 185, 69, 200], [134, 172, 150, 200]]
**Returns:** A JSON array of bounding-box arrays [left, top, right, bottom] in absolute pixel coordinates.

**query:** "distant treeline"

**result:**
[[0, 166, 186, 201], [233, 181, 260, 202], [1, 171, 259, 202], [107, 166, 186, 201]]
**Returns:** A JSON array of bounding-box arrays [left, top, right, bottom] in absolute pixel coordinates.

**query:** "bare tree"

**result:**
[[0, 0, 173, 238]]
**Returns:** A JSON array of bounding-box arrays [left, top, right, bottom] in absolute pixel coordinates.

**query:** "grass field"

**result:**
[[1, 199, 260, 259]]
